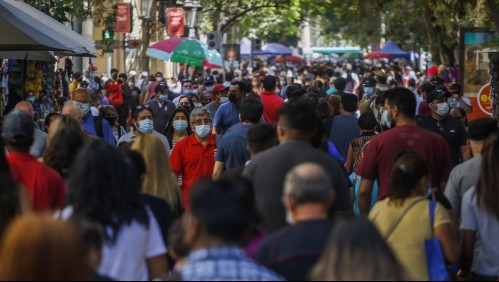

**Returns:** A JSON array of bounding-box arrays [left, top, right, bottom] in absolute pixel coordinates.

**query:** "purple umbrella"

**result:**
[[262, 43, 292, 55]]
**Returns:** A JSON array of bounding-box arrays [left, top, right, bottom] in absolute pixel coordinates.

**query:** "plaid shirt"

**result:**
[[181, 247, 283, 281]]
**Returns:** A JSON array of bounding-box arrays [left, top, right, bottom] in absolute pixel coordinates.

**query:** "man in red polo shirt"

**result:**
[[3, 111, 65, 212], [170, 107, 216, 211], [260, 75, 285, 123]]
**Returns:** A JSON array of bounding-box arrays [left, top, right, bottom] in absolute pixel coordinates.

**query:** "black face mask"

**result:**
[[229, 91, 240, 104]]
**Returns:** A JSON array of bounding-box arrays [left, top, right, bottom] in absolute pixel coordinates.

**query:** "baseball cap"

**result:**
[[427, 89, 447, 104], [141, 71, 149, 78], [468, 119, 498, 141], [2, 110, 34, 145], [362, 76, 376, 87], [205, 75, 217, 85], [155, 83, 167, 93], [212, 84, 227, 94]]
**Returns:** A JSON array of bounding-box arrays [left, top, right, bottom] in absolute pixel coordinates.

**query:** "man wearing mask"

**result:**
[[71, 88, 116, 145], [357, 88, 453, 215], [206, 84, 229, 120], [146, 83, 176, 135], [173, 80, 195, 107], [170, 107, 216, 211], [213, 81, 246, 135], [69, 72, 84, 94], [117, 105, 170, 153], [204, 75, 217, 93], [418, 89, 471, 166], [359, 76, 377, 115]]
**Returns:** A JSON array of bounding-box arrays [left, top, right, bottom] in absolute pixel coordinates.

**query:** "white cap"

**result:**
[[141, 71, 149, 77], [129, 71, 137, 78]]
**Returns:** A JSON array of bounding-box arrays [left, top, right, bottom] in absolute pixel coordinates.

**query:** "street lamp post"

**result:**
[[183, 1, 203, 39], [135, 0, 154, 72]]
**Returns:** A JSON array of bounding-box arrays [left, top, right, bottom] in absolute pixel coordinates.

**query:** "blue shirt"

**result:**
[[216, 123, 253, 170], [329, 115, 360, 160], [181, 247, 283, 281], [213, 102, 240, 134], [82, 114, 116, 145]]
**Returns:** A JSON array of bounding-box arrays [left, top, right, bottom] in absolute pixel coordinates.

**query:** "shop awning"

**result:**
[[0, 0, 95, 56], [305, 47, 363, 55], [0, 51, 56, 61]]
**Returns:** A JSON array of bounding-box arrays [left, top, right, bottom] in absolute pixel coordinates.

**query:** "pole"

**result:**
[[250, 38, 254, 72], [219, 30, 226, 81], [123, 33, 127, 73], [107, 53, 112, 76]]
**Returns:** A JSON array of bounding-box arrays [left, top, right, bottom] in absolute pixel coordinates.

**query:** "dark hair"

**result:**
[[178, 95, 195, 111], [240, 96, 264, 124], [310, 218, 410, 281], [118, 73, 127, 80], [279, 100, 320, 135], [165, 108, 192, 147], [375, 94, 385, 106], [453, 108, 468, 127], [0, 137, 20, 236], [358, 112, 377, 130], [247, 123, 278, 155], [341, 93, 359, 113], [168, 219, 191, 260], [334, 77, 347, 91], [70, 216, 104, 253], [44, 113, 61, 131], [43, 116, 87, 179], [263, 75, 277, 91], [408, 78, 416, 87], [384, 88, 417, 119], [120, 149, 147, 186], [450, 83, 462, 94], [419, 82, 436, 95], [131, 107, 154, 121], [476, 133, 499, 220], [190, 178, 255, 243], [68, 141, 149, 244], [111, 68, 119, 74], [286, 84, 303, 99], [468, 118, 498, 141], [388, 151, 428, 201]]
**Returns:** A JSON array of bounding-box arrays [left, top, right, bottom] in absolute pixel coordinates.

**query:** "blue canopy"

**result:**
[[380, 41, 410, 60]]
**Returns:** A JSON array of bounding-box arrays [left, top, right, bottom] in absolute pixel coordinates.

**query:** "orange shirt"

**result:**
[[170, 134, 216, 211]]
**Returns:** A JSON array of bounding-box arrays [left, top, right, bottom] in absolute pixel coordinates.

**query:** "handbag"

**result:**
[[425, 200, 451, 281]]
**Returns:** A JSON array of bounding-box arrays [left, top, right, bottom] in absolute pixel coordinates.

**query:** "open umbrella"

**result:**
[[0, 0, 95, 55], [275, 55, 304, 63], [364, 52, 392, 59], [262, 43, 292, 55], [341, 52, 363, 60], [147, 38, 223, 68]]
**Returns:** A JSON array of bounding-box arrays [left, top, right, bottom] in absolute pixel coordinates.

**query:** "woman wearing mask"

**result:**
[[178, 96, 194, 116], [460, 133, 499, 281], [369, 151, 460, 281], [100, 105, 127, 142], [165, 108, 192, 150]]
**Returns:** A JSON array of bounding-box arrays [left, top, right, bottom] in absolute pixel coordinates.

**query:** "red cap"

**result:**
[[212, 84, 228, 93]]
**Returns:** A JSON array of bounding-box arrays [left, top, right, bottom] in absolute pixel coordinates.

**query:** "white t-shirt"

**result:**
[[57, 206, 167, 281]]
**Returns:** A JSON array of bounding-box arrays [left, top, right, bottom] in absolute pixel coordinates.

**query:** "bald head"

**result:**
[[62, 101, 83, 124], [284, 163, 334, 206], [15, 101, 34, 117]]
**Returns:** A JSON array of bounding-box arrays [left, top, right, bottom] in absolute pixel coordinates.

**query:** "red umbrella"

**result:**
[[276, 55, 304, 63], [364, 52, 392, 59]]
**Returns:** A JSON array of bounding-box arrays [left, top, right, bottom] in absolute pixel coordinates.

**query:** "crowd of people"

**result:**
[[0, 59, 498, 281]]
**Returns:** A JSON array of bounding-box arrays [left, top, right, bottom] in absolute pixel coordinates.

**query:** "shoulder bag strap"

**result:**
[[385, 198, 426, 240], [429, 200, 437, 235]]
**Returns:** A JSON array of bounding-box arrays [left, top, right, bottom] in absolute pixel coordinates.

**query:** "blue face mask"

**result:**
[[382, 110, 392, 129], [220, 97, 229, 104], [206, 86, 214, 93], [137, 119, 154, 134], [81, 103, 91, 116], [192, 90, 199, 95], [183, 89, 193, 95], [223, 82, 232, 88], [27, 97, 36, 104], [364, 87, 374, 96], [173, 120, 188, 132], [195, 125, 211, 138], [159, 95, 168, 102]]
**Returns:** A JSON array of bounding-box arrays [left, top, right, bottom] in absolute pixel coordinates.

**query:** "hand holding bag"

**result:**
[[425, 200, 451, 281]]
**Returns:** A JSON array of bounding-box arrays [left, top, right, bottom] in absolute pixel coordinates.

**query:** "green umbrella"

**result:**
[[341, 52, 362, 60], [170, 39, 213, 66]]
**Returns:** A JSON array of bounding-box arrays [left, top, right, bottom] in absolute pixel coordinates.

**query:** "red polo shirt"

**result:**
[[170, 134, 216, 211], [7, 152, 66, 212], [260, 92, 285, 123]]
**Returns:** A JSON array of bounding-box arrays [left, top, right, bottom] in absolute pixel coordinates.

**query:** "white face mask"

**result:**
[[435, 102, 450, 117]]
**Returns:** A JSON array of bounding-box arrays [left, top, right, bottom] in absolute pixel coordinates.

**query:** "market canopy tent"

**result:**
[[240, 39, 293, 56], [0, 51, 56, 62], [379, 41, 411, 60], [0, 0, 95, 56], [305, 47, 362, 55]]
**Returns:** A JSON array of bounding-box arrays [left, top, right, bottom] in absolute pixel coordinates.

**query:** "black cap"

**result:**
[[2, 110, 34, 144], [362, 76, 376, 87], [468, 119, 498, 141], [155, 83, 167, 93], [427, 89, 447, 104]]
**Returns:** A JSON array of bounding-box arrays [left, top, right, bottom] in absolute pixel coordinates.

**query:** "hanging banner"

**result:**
[[167, 8, 185, 37], [115, 3, 132, 33]]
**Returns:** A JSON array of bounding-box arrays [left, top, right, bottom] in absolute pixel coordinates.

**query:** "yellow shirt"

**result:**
[[69, 81, 80, 93], [369, 197, 451, 281]]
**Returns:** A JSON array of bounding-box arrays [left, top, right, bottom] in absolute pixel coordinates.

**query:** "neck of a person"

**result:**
[[195, 134, 209, 144], [395, 116, 417, 127], [361, 129, 376, 133], [291, 204, 329, 223], [241, 120, 254, 125], [6, 145, 30, 155], [173, 130, 188, 138], [470, 142, 483, 157], [191, 236, 237, 252], [431, 112, 446, 121], [279, 135, 311, 144], [340, 110, 355, 116]]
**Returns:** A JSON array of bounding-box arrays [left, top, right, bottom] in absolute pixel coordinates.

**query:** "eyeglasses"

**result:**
[[192, 119, 212, 126], [135, 104, 151, 111]]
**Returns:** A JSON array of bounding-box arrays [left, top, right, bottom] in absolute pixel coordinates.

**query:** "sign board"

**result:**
[[167, 8, 184, 37], [459, 28, 497, 121], [115, 3, 132, 33], [95, 41, 122, 50]]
